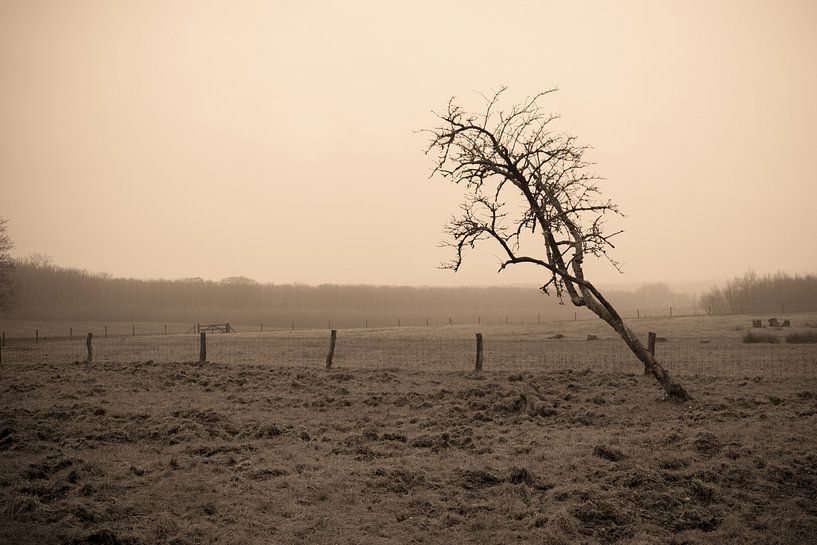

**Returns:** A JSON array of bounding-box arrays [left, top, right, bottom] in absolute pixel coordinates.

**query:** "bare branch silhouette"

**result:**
[[425, 90, 690, 401]]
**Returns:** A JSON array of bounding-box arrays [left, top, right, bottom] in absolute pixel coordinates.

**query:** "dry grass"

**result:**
[[742, 332, 780, 344], [786, 331, 817, 344], [2, 358, 817, 544], [3, 312, 817, 378]]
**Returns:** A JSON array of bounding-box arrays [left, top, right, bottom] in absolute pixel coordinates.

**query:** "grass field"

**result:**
[[3, 312, 817, 377], [1, 313, 817, 544]]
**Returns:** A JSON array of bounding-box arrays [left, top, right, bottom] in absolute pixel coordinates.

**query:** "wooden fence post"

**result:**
[[36, 329, 39, 343], [669, 307, 673, 318], [325, 329, 337, 369], [199, 332, 207, 363], [85, 332, 93, 363], [260, 322, 263, 332], [646, 332, 657, 375], [164, 324, 168, 335], [397, 319, 400, 328], [70, 327, 73, 341], [132, 325, 135, 336], [291, 323, 294, 331], [226, 322, 231, 333], [474, 333, 484, 372], [637, 309, 640, 319], [104, 325, 108, 339], [1, 331, 4, 347]]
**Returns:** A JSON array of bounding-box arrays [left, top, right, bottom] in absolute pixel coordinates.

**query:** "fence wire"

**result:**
[[2, 329, 816, 378]]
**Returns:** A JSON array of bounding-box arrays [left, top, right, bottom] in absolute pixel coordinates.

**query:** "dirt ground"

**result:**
[[1, 360, 817, 544]]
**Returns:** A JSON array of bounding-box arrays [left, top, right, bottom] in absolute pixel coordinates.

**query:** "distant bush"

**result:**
[[743, 332, 780, 344], [786, 332, 817, 344]]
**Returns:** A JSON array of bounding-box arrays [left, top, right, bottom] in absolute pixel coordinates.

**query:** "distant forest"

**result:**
[[3, 257, 702, 328], [699, 271, 817, 315]]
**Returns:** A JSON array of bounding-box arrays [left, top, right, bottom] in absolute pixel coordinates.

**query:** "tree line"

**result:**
[[699, 271, 817, 315], [2, 256, 697, 327]]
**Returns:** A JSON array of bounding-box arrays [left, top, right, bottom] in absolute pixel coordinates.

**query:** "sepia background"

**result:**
[[2, 0, 816, 289], [3, 4, 817, 545]]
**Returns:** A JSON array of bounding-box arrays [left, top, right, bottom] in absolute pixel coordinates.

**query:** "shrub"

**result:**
[[786, 331, 817, 344], [743, 332, 779, 344]]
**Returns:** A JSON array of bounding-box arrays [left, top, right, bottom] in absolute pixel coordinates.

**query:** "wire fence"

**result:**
[[2, 328, 816, 378]]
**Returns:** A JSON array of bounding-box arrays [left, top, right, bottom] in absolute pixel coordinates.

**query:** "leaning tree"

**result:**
[[424, 88, 690, 401]]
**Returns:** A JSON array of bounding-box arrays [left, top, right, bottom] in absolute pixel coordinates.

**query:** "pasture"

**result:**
[[3, 312, 817, 377], [1, 313, 817, 544]]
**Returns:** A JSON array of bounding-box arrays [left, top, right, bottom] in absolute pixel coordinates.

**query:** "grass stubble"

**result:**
[[1, 355, 816, 544]]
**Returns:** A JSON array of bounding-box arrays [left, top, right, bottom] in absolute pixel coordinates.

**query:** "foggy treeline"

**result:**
[[700, 271, 817, 315], [6, 257, 698, 328]]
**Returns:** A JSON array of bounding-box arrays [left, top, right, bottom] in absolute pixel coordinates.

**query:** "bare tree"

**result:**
[[0, 218, 16, 312], [425, 88, 690, 401]]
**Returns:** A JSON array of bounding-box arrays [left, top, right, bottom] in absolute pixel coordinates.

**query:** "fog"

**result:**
[[2, 1, 815, 287]]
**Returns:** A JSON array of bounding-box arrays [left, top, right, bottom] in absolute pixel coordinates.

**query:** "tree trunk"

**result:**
[[618, 324, 690, 401], [584, 298, 690, 402]]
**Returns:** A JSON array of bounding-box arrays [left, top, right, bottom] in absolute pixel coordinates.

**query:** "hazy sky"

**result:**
[[2, 1, 815, 288]]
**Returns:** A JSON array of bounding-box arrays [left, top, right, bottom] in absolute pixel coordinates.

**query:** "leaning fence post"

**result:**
[[325, 329, 337, 369], [474, 333, 484, 372], [199, 332, 206, 363], [85, 332, 93, 363], [646, 332, 657, 375]]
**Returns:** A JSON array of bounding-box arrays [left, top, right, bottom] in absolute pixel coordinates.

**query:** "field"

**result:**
[[2, 314, 817, 544], [3, 313, 817, 377]]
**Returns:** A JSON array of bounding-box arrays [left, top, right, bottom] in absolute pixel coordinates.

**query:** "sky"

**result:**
[[1, 0, 816, 289]]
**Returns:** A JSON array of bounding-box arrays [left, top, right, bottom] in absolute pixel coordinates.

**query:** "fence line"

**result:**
[[1, 327, 815, 378]]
